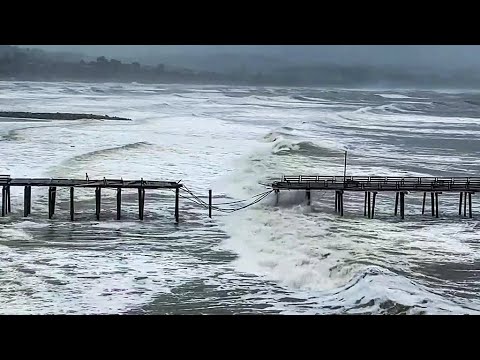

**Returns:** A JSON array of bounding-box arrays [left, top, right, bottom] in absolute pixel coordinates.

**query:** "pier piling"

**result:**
[[400, 192, 405, 219], [52, 187, 56, 215], [138, 188, 145, 220], [364, 191, 367, 216], [339, 191, 344, 216], [422, 192, 426, 215], [335, 191, 340, 212], [464, 192, 467, 217], [469, 192, 473, 218], [435, 192, 439, 218], [175, 187, 179, 223], [368, 191, 371, 219], [209, 189, 212, 218], [395, 192, 400, 216], [6, 186, 10, 213], [116, 188, 122, 220], [48, 186, 56, 219], [24, 186, 31, 217], [431, 192, 434, 217], [141, 188, 145, 220], [28, 186, 31, 215], [372, 192, 377, 218], [70, 187, 74, 221], [1, 186, 5, 217], [48, 187, 51, 218], [24, 186, 28, 217], [95, 187, 101, 220], [306, 189, 311, 206], [459, 192, 463, 216]]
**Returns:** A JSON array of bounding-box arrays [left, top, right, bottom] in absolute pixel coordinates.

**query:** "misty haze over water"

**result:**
[[2, 46, 480, 314], [18, 45, 480, 71]]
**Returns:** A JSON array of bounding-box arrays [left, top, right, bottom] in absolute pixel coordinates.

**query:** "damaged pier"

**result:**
[[1, 175, 183, 222], [272, 176, 480, 219]]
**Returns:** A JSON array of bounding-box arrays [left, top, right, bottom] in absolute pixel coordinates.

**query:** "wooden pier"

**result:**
[[1, 175, 182, 222], [272, 176, 480, 219]]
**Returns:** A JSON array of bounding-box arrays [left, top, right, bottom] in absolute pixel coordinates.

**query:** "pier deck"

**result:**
[[1, 178, 181, 189]]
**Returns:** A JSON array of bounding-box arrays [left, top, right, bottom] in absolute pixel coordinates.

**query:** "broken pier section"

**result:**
[[0, 176, 182, 222]]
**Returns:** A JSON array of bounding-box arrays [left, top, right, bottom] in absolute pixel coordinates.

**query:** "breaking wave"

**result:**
[[67, 141, 152, 163], [263, 131, 342, 157]]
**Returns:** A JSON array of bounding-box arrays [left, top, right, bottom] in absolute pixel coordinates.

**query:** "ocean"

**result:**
[[1, 81, 479, 314]]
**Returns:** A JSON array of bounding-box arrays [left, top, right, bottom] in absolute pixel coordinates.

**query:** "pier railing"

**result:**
[[282, 175, 480, 183]]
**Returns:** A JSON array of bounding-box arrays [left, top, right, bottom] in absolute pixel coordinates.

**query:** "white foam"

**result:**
[[2, 81, 480, 314], [376, 93, 413, 99]]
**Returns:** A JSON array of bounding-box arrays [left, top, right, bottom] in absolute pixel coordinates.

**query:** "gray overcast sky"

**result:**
[[18, 45, 480, 71]]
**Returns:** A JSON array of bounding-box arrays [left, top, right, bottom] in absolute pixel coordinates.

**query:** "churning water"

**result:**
[[1, 81, 480, 314]]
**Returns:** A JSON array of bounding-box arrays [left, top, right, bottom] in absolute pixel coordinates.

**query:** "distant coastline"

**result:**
[[2, 45, 480, 89]]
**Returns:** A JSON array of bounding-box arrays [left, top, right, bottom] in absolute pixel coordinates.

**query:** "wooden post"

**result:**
[[422, 192, 426, 215], [70, 187, 74, 221], [138, 188, 145, 221], [338, 191, 343, 213], [95, 187, 101, 220], [335, 191, 338, 212], [24, 186, 28, 217], [372, 192, 377, 218], [275, 189, 279, 206], [48, 187, 51, 219], [23, 186, 31, 217], [459, 192, 463, 216], [395, 192, 399, 216], [175, 187, 179, 223], [1, 186, 5, 217], [306, 189, 311, 206], [364, 191, 367, 216], [141, 189, 145, 220], [143, 189, 146, 219], [400, 192, 405, 220], [435, 192, 439, 218], [52, 187, 56, 215], [138, 188, 142, 220], [116, 188, 121, 220], [464, 192, 467, 217], [340, 191, 344, 217], [48, 187, 53, 219], [7, 186, 11, 213], [469, 192, 472, 218], [368, 191, 371, 219], [28, 186, 31, 215], [209, 189, 212, 218], [431, 192, 434, 217]]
